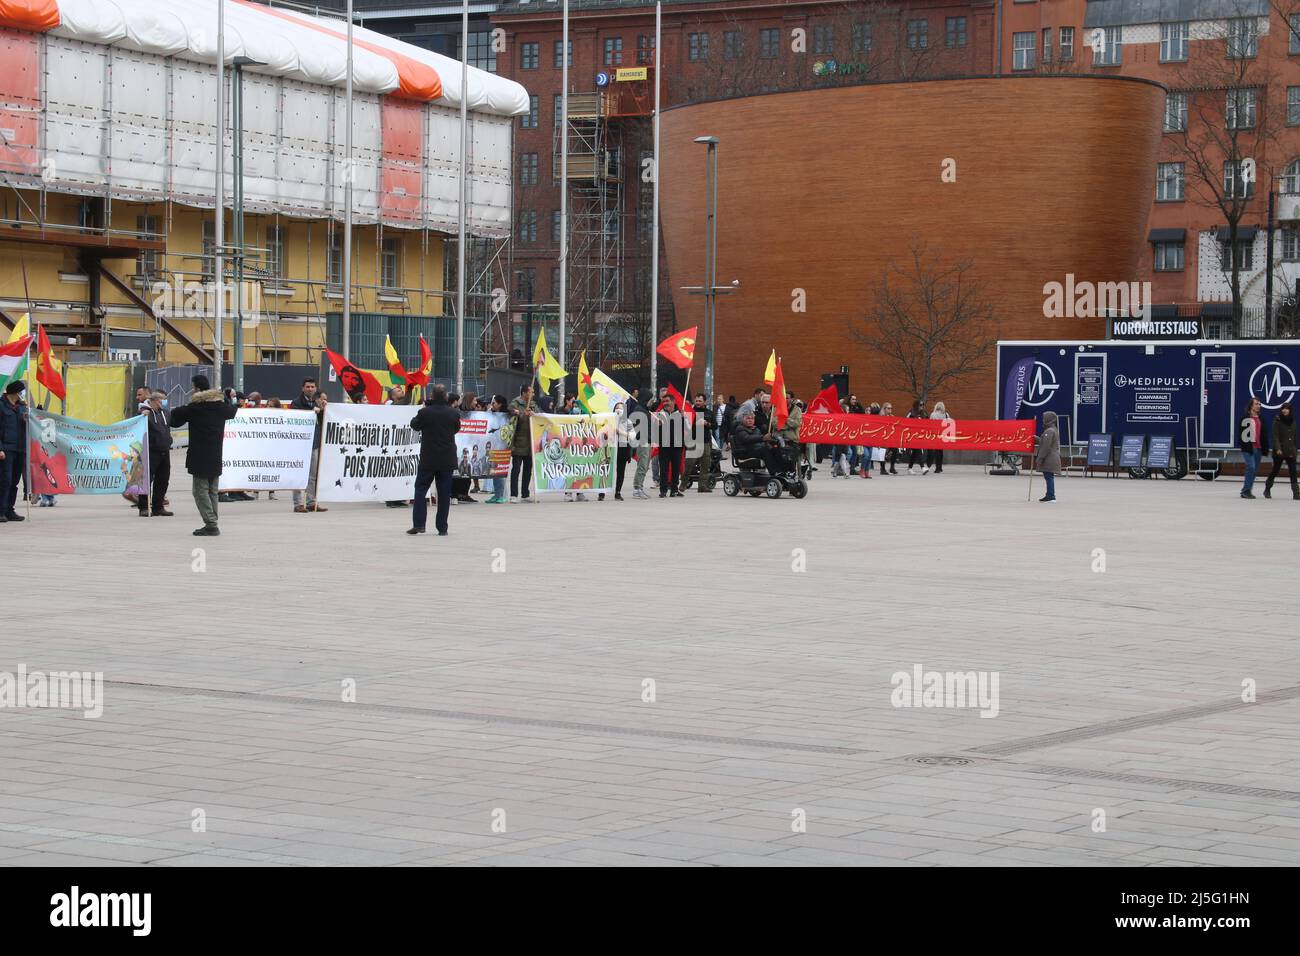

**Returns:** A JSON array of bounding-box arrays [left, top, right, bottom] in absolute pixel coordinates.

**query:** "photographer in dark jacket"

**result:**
[[408, 384, 461, 536], [1264, 402, 1299, 499], [168, 375, 238, 536], [138, 390, 174, 517]]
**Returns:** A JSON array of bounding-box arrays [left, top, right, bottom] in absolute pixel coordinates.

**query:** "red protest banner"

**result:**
[[798, 414, 1035, 452]]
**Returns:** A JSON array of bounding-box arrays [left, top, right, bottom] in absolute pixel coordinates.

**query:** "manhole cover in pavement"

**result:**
[[908, 755, 974, 767]]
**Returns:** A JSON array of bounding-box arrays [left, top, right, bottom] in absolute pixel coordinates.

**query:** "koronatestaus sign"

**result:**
[[997, 341, 1300, 449]]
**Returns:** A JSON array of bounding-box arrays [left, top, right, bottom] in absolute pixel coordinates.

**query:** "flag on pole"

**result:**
[[656, 326, 697, 369], [666, 381, 693, 424], [532, 328, 566, 393], [763, 349, 777, 387], [577, 351, 596, 413], [807, 383, 840, 414], [36, 326, 65, 401], [771, 359, 789, 429], [409, 335, 433, 386], [325, 347, 384, 405], [384, 335, 408, 384], [0, 314, 31, 392]]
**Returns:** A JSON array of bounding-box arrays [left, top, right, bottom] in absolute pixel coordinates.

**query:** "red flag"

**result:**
[[325, 348, 384, 405], [656, 326, 697, 369], [36, 326, 66, 401], [666, 382, 694, 424], [772, 360, 789, 429], [807, 383, 840, 414], [408, 335, 433, 386]]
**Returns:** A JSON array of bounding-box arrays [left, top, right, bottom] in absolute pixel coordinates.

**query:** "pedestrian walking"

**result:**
[[291, 378, 328, 513], [1035, 410, 1061, 502], [138, 390, 173, 517], [1240, 397, 1267, 499], [1263, 402, 1299, 500], [167, 375, 238, 536], [408, 384, 461, 535]]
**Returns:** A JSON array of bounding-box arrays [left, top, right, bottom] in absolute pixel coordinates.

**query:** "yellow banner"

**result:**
[[616, 67, 648, 81]]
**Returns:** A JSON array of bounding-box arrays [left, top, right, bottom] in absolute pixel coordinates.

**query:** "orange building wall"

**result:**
[[659, 74, 1165, 415]]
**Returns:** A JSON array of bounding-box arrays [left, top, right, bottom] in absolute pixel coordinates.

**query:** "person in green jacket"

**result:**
[[508, 384, 538, 502], [1264, 402, 1299, 499]]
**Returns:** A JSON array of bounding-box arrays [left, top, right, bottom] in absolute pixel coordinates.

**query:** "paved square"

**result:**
[[4, 456, 1298, 866]]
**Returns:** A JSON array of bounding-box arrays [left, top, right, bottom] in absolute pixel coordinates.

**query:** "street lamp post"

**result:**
[[693, 136, 721, 398], [231, 56, 264, 394]]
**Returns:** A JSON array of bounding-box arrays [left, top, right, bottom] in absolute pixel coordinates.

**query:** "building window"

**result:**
[[637, 34, 655, 65], [516, 267, 535, 302], [814, 25, 833, 54], [260, 349, 291, 363], [603, 209, 619, 241], [1160, 22, 1189, 62], [760, 28, 779, 59], [1220, 240, 1254, 271], [1013, 32, 1036, 71], [724, 30, 743, 60], [1283, 159, 1300, 194], [604, 36, 623, 66], [553, 39, 572, 68], [1224, 160, 1256, 199], [1283, 228, 1300, 260], [554, 93, 564, 126], [466, 31, 496, 72], [518, 210, 537, 243], [381, 237, 401, 290], [521, 95, 538, 129], [551, 266, 560, 299], [520, 152, 538, 186], [1227, 18, 1258, 59], [688, 32, 709, 62], [1154, 242, 1184, 272], [327, 229, 342, 287], [202, 219, 216, 280], [1156, 162, 1185, 201], [1164, 91, 1188, 132], [852, 23, 872, 53], [1226, 88, 1256, 130], [1094, 26, 1121, 66], [136, 215, 160, 278], [907, 20, 928, 50], [1042, 28, 1052, 63], [1059, 26, 1074, 61], [1289, 88, 1300, 125], [1290, 15, 1300, 55], [265, 224, 284, 277], [946, 17, 967, 49], [521, 41, 539, 70], [550, 209, 561, 243]]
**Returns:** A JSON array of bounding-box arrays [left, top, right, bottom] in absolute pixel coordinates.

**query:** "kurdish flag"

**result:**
[[577, 351, 596, 413], [0, 314, 31, 392]]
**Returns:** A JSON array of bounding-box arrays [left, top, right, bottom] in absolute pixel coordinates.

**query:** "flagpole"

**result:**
[[650, 0, 661, 396], [558, 0, 569, 407], [214, 0, 225, 390], [342, 0, 354, 362], [455, 0, 468, 394], [24, 326, 34, 518]]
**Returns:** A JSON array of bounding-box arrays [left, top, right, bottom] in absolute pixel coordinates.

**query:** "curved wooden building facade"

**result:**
[[659, 75, 1165, 415]]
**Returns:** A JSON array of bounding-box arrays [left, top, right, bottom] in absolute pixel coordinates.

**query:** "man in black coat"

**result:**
[[168, 375, 238, 536], [290, 377, 328, 513], [408, 384, 461, 535], [138, 390, 174, 517]]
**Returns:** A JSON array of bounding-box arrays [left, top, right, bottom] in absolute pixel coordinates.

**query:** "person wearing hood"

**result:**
[[1239, 397, 1268, 499], [1035, 410, 1061, 502], [629, 387, 653, 499], [168, 375, 239, 535], [1264, 401, 1299, 499]]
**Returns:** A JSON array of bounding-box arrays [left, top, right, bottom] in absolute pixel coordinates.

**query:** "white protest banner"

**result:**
[[456, 411, 510, 477], [219, 409, 316, 491], [315, 403, 420, 502]]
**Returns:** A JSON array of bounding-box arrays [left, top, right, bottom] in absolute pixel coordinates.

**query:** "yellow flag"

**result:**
[[763, 349, 777, 387], [532, 328, 566, 393], [5, 312, 29, 344]]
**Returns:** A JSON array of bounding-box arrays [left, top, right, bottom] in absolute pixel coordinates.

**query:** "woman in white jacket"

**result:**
[[924, 401, 949, 474]]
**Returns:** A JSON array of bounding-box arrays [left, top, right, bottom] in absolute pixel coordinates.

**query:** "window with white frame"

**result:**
[[327, 230, 342, 287], [1220, 240, 1253, 271], [1156, 162, 1184, 201], [520, 152, 538, 186], [852, 23, 872, 53], [1060, 26, 1074, 61], [518, 210, 537, 244], [551, 209, 561, 243], [1160, 22, 1188, 62], [1042, 28, 1052, 63], [202, 219, 216, 281], [604, 36, 623, 65], [1291, 15, 1300, 55], [136, 215, 160, 278], [521, 95, 538, 129], [1164, 91, 1187, 132], [265, 224, 284, 277], [1224, 160, 1256, 198], [1227, 18, 1258, 59], [1289, 87, 1300, 125], [636, 34, 655, 65], [381, 236, 401, 289], [760, 28, 780, 58], [1154, 242, 1184, 271], [688, 32, 709, 61], [1013, 32, 1036, 71], [1093, 26, 1121, 66], [947, 17, 967, 49], [554, 39, 572, 68], [1227, 88, 1256, 130], [521, 42, 539, 70], [1283, 228, 1300, 260], [907, 20, 928, 50]]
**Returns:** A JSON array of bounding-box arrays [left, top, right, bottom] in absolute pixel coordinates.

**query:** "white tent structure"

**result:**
[[0, 0, 528, 236]]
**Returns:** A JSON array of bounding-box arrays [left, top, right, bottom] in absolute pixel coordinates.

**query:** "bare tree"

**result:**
[[849, 240, 996, 405], [1165, 10, 1282, 327]]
